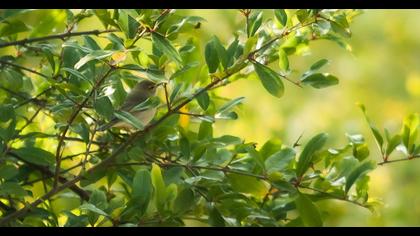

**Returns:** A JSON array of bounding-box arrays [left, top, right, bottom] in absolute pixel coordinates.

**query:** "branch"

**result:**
[[297, 185, 369, 209], [0, 29, 118, 49], [0, 60, 48, 78], [163, 83, 171, 111], [16, 134, 105, 147], [377, 154, 420, 166]]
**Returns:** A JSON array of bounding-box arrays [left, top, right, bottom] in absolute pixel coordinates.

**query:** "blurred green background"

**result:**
[[3, 9, 420, 226], [182, 10, 420, 226]]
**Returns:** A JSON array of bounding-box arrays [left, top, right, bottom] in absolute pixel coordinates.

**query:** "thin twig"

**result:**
[[0, 29, 118, 49], [377, 155, 420, 166], [175, 111, 207, 118], [298, 184, 369, 209], [0, 60, 48, 78], [163, 83, 171, 111]]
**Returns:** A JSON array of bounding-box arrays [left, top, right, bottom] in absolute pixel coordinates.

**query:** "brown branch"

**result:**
[[163, 83, 171, 111], [175, 111, 208, 118], [297, 184, 369, 209], [0, 29, 118, 49], [0, 60, 48, 78], [377, 154, 420, 166]]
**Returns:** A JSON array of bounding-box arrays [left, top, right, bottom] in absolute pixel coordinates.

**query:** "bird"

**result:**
[[97, 80, 158, 131]]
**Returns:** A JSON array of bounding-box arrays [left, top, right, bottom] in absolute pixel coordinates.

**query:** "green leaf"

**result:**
[[331, 21, 351, 38], [228, 174, 268, 197], [196, 91, 210, 111], [243, 35, 258, 55], [212, 36, 228, 69], [264, 147, 296, 173], [0, 19, 29, 37], [174, 188, 194, 214], [198, 121, 213, 140], [253, 62, 285, 98], [62, 67, 91, 85], [401, 113, 419, 154], [208, 205, 225, 226], [296, 133, 328, 177], [29, 10, 66, 37], [271, 179, 297, 194], [132, 169, 152, 214], [310, 59, 329, 71], [0, 104, 15, 122], [151, 32, 182, 66], [74, 50, 114, 70], [204, 39, 219, 73], [215, 111, 237, 120], [217, 97, 245, 114], [301, 73, 338, 89], [385, 134, 401, 157], [226, 38, 239, 67], [0, 164, 18, 180], [212, 135, 242, 146], [296, 10, 310, 24], [117, 10, 140, 39], [260, 138, 283, 160], [180, 136, 190, 160], [247, 11, 263, 37], [80, 203, 109, 217], [358, 104, 384, 152], [0, 182, 27, 197], [94, 96, 114, 120], [83, 36, 102, 51], [89, 189, 108, 210], [113, 110, 144, 130], [13, 147, 55, 167], [278, 48, 289, 72], [151, 163, 166, 211], [345, 161, 375, 193], [274, 9, 288, 26], [295, 192, 323, 226], [94, 9, 117, 29]]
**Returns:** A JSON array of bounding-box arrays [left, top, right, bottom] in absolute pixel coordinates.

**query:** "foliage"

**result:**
[[0, 9, 419, 227]]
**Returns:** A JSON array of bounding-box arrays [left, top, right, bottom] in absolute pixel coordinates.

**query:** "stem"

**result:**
[[176, 111, 207, 117], [377, 155, 420, 166], [163, 83, 171, 111], [298, 185, 369, 209], [0, 29, 118, 49], [0, 60, 48, 78]]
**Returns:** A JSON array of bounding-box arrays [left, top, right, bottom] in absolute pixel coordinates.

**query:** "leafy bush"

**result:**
[[0, 9, 419, 227]]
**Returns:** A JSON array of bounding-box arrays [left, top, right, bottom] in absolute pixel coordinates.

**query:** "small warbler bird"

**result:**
[[97, 80, 158, 131]]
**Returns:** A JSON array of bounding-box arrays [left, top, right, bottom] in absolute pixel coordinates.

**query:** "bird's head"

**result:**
[[132, 80, 159, 97]]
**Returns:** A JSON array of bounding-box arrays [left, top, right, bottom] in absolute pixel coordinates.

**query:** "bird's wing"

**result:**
[[119, 91, 148, 112]]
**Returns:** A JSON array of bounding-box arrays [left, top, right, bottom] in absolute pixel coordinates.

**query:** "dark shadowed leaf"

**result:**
[[253, 62, 284, 98], [301, 73, 338, 89], [296, 133, 328, 177], [152, 32, 182, 66], [274, 9, 288, 26]]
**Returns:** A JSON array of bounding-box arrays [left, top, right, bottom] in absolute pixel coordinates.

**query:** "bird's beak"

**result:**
[[155, 82, 166, 88]]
